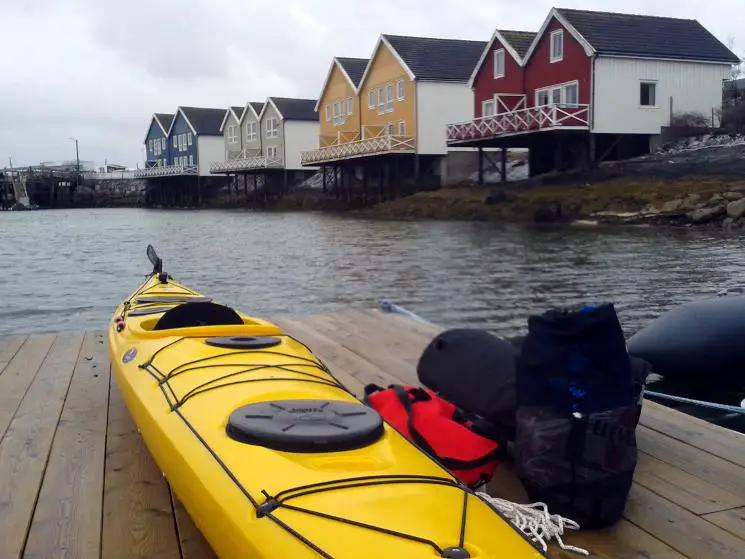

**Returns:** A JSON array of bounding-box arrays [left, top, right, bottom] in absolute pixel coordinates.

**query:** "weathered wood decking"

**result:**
[[0, 308, 744, 559]]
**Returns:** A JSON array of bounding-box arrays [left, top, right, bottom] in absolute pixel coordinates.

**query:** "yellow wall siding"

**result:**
[[359, 44, 416, 139], [318, 64, 360, 147]]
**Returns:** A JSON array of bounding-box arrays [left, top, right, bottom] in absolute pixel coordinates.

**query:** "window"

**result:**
[[483, 100, 495, 117], [154, 141, 160, 156], [227, 124, 237, 144], [188, 155, 193, 165], [564, 83, 578, 106], [377, 87, 384, 114], [640, 81, 656, 106], [266, 117, 278, 138], [177, 134, 183, 151], [187, 132, 192, 146], [493, 49, 505, 78], [346, 97, 353, 115], [551, 87, 562, 105], [148, 139, 153, 152], [368, 90, 375, 109], [398, 120, 406, 135], [397, 79, 405, 100], [161, 138, 166, 149], [386, 82, 394, 112], [387, 123, 395, 135], [325, 104, 330, 121], [536, 90, 549, 106], [246, 121, 256, 141], [550, 29, 563, 62], [173, 135, 177, 148], [267, 146, 278, 158]]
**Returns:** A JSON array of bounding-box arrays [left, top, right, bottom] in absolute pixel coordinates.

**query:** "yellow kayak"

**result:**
[[107, 246, 547, 559]]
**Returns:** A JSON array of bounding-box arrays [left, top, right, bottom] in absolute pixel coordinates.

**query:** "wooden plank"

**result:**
[[300, 313, 420, 386], [636, 425, 745, 500], [633, 452, 745, 515], [0, 335, 27, 374], [169, 490, 217, 559], [23, 331, 110, 559], [101, 378, 180, 558], [0, 333, 56, 440], [640, 401, 745, 468], [0, 331, 83, 559], [623, 484, 745, 559], [272, 316, 393, 395], [344, 309, 437, 364], [703, 507, 745, 541]]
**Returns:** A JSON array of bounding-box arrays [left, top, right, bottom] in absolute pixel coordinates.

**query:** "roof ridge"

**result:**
[[556, 7, 697, 22], [383, 33, 486, 44]]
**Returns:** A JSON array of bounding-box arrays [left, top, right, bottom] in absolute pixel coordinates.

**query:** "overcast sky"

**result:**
[[1, 0, 743, 169]]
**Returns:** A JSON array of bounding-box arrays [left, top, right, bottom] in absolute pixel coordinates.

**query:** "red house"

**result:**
[[449, 7, 740, 178]]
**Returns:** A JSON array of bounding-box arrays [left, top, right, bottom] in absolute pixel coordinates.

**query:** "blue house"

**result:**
[[143, 113, 174, 168], [165, 106, 226, 175]]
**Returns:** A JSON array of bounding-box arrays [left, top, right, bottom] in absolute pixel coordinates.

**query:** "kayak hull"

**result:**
[[108, 271, 547, 559]]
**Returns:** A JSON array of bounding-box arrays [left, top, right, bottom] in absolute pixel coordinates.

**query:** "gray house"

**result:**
[[219, 106, 246, 161]]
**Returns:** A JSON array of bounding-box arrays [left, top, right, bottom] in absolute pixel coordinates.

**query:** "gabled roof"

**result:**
[[258, 97, 318, 121], [219, 106, 246, 133], [167, 106, 226, 137], [142, 113, 174, 143], [467, 29, 537, 88], [313, 56, 370, 111], [522, 7, 740, 65], [358, 34, 487, 90], [239, 101, 265, 124]]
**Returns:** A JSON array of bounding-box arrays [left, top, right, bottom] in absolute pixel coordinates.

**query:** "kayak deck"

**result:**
[[1, 310, 744, 559]]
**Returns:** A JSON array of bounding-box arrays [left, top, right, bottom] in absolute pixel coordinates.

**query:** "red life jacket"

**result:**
[[363, 384, 505, 487]]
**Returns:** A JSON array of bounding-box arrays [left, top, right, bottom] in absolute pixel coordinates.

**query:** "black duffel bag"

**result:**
[[417, 328, 518, 440], [514, 303, 645, 529]]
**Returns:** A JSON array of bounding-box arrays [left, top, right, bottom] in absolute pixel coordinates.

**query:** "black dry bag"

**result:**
[[514, 303, 643, 529], [417, 328, 518, 439]]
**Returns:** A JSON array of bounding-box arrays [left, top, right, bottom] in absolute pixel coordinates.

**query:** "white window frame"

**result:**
[[377, 87, 384, 114], [161, 137, 166, 149], [482, 99, 496, 117], [246, 121, 256, 142], [536, 90, 550, 106], [177, 134, 183, 151], [188, 155, 193, 165], [398, 120, 405, 135], [346, 97, 353, 116], [534, 80, 579, 107], [550, 29, 563, 63], [640, 80, 657, 108], [266, 117, 279, 138], [386, 123, 395, 135], [148, 139, 153, 152], [564, 82, 579, 106], [266, 146, 278, 158], [187, 132, 192, 146], [325, 104, 330, 121], [368, 90, 375, 109], [173, 135, 177, 148], [397, 79, 405, 100], [493, 49, 505, 79], [227, 124, 237, 144], [386, 82, 394, 112]]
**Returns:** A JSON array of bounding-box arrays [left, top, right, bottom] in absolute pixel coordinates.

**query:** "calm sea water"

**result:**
[[2, 208, 744, 430]]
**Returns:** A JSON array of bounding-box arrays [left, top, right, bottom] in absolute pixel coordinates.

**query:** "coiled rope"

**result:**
[[477, 492, 589, 556]]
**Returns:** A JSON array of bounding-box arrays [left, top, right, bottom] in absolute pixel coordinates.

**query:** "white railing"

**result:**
[[209, 155, 284, 173], [133, 164, 198, 178], [82, 170, 136, 180], [301, 135, 416, 165], [446, 104, 590, 143]]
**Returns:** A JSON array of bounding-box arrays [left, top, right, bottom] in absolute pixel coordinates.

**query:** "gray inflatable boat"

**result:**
[[627, 288, 745, 379]]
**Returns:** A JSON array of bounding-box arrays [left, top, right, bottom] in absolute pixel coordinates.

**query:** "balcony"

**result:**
[[301, 130, 416, 166], [133, 163, 198, 178], [209, 149, 283, 173], [447, 104, 590, 145]]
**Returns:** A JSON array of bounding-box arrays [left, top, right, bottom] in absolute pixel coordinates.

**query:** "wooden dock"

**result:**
[[1, 308, 744, 559]]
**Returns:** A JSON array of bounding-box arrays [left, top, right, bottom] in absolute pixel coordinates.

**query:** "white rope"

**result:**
[[476, 491, 590, 556]]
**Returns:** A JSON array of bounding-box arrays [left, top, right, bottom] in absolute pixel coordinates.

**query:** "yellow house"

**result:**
[[315, 57, 368, 148], [301, 34, 485, 182]]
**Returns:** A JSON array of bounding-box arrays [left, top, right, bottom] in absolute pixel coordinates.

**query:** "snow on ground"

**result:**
[[655, 133, 745, 155]]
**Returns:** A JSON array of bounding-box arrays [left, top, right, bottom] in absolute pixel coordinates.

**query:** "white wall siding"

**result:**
[[197, 136, 225, 175], [416, 82, 475, 154], [284, 121, 319, 170], [593, 57, 731, 134]]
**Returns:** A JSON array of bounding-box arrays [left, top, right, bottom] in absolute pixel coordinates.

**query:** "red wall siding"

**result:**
[[473, 37, 526, 118], [524, 18, 591, 107]]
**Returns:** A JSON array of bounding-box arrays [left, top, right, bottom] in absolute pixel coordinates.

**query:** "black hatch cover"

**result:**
[[226, 399, 384, 452]]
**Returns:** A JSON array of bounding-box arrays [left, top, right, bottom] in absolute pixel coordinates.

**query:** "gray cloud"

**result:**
[[1, 0, 743, 169]]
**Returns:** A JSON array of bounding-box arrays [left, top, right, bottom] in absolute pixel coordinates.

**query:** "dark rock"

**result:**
[[533, 201, 562, 223], [726, 197, 745, 219], [484, 189, 508, 205], [722, 191, 744, 201], [687, 204, 726, 224]]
